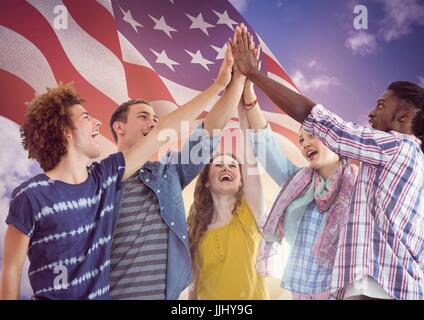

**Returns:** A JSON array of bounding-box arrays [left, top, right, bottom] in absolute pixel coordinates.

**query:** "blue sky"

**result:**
[[230, 0, 424, 123]]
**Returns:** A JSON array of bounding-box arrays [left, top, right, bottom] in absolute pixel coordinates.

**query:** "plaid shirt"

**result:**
[[282, 202, 333, 294], [303, 105, 424, 300]]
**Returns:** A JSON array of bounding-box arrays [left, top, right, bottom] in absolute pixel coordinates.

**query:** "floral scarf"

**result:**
[[257, 160, 358, 276]]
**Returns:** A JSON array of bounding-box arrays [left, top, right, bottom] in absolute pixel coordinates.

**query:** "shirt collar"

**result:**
[[389, 130, 422, 146]]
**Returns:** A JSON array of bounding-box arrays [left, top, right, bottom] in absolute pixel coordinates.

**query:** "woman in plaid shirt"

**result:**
[[244, 81, 359, 299]]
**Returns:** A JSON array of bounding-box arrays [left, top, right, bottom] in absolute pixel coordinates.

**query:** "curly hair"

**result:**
[[20, 83, 85, 171], [187, 153, 244, 277], [388, 81, 424, 152]]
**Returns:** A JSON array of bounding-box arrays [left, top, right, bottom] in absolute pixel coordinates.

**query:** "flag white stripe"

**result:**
[[262, 110, 302, 133], [0, 26, 56, 93], [148, 100, 178, 118], [28, 0, 130, 104], [118, 31, 154, 69], [96, 0, 114, 16], [160, 75, 208, 106], [268, 71, 299, 94], [257, 34, 283, 69]]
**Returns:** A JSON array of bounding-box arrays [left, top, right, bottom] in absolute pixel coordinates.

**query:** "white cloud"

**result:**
[[0, 116, 39, 298], [291, 70, 341, 92], [346, 31, 378, 56], [307, 59, 317, 68], [228, 0, 249, 13], [0, 117, 36, 234], [418, 76, 424, 87], [345, 0, 423, 56], [377, 0, 424, 42]]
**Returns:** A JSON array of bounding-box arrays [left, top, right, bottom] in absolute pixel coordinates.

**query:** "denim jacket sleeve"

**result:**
[[248, 123, 299, 185], [162, 122, 220, 189]]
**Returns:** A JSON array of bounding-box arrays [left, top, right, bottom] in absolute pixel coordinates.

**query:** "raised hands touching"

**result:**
[[230, 23, 260, 77], [230, 24, 315, 123]]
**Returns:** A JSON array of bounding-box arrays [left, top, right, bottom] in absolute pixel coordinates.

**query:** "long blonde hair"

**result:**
[[187, 153, 244, 275]]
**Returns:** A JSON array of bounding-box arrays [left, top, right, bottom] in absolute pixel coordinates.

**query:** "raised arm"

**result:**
[[245, 106, 299, 185], [0, 225, 30, 300], [170, 49, 247, 188], [241, 45, 268, 131], [232, 24, 397, 166], [231, 24, 315, 124], [302, 105, 399, 165], [239, 104, 265, 224], [241, 52, 299, 184], [204, 46, 246, 135], [122, 46, 233, 180]]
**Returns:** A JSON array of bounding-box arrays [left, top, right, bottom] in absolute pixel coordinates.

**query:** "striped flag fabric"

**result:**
[[0, 0, 304, 299], [0, 0, 302, 147]]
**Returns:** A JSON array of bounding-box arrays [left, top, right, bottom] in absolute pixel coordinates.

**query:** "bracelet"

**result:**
[[242, 98, 257, 111]]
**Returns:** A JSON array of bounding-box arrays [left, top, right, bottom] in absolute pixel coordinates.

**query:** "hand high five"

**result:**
[[230, 23, 260, 77]]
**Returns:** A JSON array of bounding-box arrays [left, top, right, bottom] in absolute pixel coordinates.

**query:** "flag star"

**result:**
[[150, 49, 179, 72], [185, 49, 214, 71], [213, 10, 238, 31], [149, 15, 177, 39], [120, 7, 143, 33], [186, 13, 215, 36], [210, 43, 227, 60]]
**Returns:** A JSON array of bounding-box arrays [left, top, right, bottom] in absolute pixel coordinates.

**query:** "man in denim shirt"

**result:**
[[108, 66, 246, 299]]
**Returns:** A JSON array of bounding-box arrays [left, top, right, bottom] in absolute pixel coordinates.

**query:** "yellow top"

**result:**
[[196, 199, 269, 300]]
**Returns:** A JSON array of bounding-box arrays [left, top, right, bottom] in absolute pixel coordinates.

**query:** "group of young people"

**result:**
[[1, 24, 423, 300]]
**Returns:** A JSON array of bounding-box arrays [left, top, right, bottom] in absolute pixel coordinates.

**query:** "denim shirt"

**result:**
[[247, 123, 299, 184], [113, 123, 220, 300]]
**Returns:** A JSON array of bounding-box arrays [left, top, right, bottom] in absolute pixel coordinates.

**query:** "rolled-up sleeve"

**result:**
[[166, 122, 220, 188], [303, 104, 400, 166]]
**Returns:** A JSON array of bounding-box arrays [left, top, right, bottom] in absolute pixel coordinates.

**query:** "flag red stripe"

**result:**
[[63, 0, 123, 61], [263, 52, 299, 91], [0, 0, 118, 140], [65, 0, 176, 107], [262, 53, 300, 116], [0, 1, 300, 148], [269, 122, 299, 146], [0, 69, 35, 124], [123, 62, 175, 102]]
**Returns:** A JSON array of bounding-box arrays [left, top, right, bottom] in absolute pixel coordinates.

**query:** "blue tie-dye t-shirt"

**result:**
[[6, 152, 125, 300]]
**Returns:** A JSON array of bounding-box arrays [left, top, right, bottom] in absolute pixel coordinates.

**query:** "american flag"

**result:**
[[0, 0, 302, 152], [0, 0, 303, 299]]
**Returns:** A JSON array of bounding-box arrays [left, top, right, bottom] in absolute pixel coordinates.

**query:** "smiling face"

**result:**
[[117, 103, 158, 149], [299, 128, 339, 172], [207, 154, 242, 195], [68, 104, 102, 160]]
